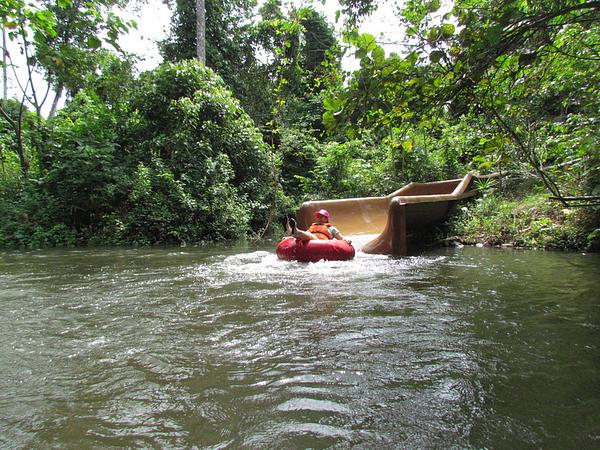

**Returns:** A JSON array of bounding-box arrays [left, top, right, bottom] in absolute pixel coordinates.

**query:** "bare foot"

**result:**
[[285, 217, 297, 236]]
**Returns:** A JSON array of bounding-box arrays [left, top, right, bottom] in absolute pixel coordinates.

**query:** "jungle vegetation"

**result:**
[[0, 0, 598, 250]]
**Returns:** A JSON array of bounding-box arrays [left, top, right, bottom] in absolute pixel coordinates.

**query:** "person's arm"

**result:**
[[332, 228, 352, 244]]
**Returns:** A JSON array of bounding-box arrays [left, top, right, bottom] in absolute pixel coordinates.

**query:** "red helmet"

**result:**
[[314, 209, 330, 219]]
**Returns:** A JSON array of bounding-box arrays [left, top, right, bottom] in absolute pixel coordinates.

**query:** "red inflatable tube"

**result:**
[[276, 237, 355, 262]]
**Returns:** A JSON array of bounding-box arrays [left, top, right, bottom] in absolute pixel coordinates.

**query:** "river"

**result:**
[[1, 243, 599, 448]]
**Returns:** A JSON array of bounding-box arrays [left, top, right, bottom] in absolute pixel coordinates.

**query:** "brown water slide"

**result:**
[[296, 173, 477, 255]]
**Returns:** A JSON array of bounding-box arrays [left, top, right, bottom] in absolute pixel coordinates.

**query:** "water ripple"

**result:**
[[1, 245, 598, 448]]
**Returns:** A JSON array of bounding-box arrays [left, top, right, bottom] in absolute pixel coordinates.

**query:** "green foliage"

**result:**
[[1, 0, 597, 252], [0, 92, 126, 248], [118, 61, 275, 241], [0, 178, 78, 248], [43, 92, 125, 230], [160, 0, 275, 128], [299, 136, 391, 199], [0, 60, 277, 248], [337, 0, 378, 25], [449, 192, 597, 250], [323, 0, 599, 202], [0, 99, 37, 177], [161, 0, 342, 134], [160, 0, 282, 130], [1, 0, 136, 182], [277, 128, 319, 200], [382, 128, 452, 184], [255, 2, 342, 137], [473, 177, 497, 195], [116, 155, 250, 245], [5, 0, 135, 97], [82, 50, 136, 107], [34, 1, 129, 97], [122, 61, 274, 228]]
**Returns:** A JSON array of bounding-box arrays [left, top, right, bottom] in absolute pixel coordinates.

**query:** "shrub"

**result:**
[[43, 92, 126, 231], [0, 61, 278, 247], [448, 191, 595, 250], [300, 136, 391, 199], [119, 60, 276, 240]]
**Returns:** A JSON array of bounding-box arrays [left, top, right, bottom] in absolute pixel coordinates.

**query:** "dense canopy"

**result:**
[[0, 0, 598, 249]]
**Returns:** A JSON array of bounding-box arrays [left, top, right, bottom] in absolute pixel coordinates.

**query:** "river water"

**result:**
[[1, 242, 599, 448]]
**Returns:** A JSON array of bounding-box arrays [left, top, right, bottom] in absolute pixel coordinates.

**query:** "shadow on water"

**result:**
[[0, 243, 599, 448]]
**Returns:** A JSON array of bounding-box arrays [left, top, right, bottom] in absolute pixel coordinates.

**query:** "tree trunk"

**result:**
[[48, 83, 63, 119], [0, 105, 28, 176], [196, 0, 206, 64], [2, 28, 7, 100]]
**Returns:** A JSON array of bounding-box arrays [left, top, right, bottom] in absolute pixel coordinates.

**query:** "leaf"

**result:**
[[406, 26, 418, 37], [322, 110, 335, 129], [86, 36, 102, 49], [323, 96, 342, 112], [428, 0, 441, 12], [430, 50, 444, 63], [355, 48, 367, 60], [477, 161, 493, 170], [449, 46, 461, 56], [427, 27, 440, 43], [372, 46, 385, 64], [51, 56, 65, 68], [518, 53, 537, 66], [441, 23, 455, 37], [418, 120, 433, 129], [486, 25, 503, 45], [356, 33, 378, 53]]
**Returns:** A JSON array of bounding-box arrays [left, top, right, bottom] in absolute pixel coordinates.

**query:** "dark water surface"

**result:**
[[1, 243, 599, 448]]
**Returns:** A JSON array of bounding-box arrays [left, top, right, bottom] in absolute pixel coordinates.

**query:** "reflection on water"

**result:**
[[0, 244, 599, 448]]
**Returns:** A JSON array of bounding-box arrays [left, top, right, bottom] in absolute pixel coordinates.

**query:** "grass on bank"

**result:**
[[446, 190, 600, 252]]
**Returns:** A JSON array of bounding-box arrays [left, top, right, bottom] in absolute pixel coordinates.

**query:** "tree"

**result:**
[[160, 0, 264, 119], [2, 27, 7, 99], [160, 0, 342, 134], [0, 60, 279, 247], [323, 0, 600, 198], [35, 0, 134, 118], [196, 0, 205, 63], [254, 2, 342, 135], [0, 0, 135, 176], [117, 60, 277, 241]]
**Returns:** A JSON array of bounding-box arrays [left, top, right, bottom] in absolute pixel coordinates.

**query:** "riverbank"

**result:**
[[444, 192, 600, 252], [2, 183, 598, 253]]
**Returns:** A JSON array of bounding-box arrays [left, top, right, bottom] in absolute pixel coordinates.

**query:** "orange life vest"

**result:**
[[308, 222, 334, 240]]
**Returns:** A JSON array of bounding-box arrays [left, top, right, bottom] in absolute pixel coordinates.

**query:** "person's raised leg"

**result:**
[[287, 217, 317, 241], [285, 217, 294, 235], [293, 229, 318, 241]]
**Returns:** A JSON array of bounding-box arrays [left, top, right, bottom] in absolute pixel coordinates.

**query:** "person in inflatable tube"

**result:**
[[286, 209, 352, 244]]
